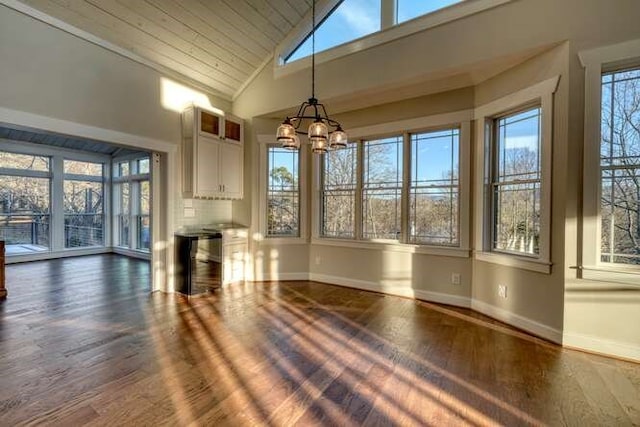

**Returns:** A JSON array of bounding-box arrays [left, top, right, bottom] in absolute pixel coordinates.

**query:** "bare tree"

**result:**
[[601, 72, 640, 263]]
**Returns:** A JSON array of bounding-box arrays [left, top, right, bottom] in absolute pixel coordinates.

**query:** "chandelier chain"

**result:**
[[276, 0, 347, 153], [311, 0, 316, 101]]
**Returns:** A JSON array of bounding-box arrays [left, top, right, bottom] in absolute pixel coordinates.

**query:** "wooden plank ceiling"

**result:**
[[17, 0, 312, 99]]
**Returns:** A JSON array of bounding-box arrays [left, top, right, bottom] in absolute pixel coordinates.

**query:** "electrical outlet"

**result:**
[[498, 284, 508, 299], [315, 256, 321, 265], [451, 273, 461, 285]]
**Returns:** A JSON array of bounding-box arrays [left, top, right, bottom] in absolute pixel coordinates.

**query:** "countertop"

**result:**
[[174, 223, 248, 238]]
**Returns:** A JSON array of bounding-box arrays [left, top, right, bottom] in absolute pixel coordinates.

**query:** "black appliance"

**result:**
[[174, 230, 222, 295]]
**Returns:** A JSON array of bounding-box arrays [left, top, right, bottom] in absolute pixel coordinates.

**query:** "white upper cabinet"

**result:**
[[181, 105, 244, 199]]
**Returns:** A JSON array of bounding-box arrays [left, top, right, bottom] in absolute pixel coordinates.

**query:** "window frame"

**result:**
[[312, 111, 472, 258], [0, 150, 53, 252], [112, 153, 151, 253], [257, 136, 309, 245], [474, 76, 559, 273], [489, 105, 542, 257], [265, 144, 302, 238], [408, 127, 461, 247], [580, 38, 640, 283], [62, 159, 105, 249], [361, 136, 404, 241], [320, 141, 359, 239]]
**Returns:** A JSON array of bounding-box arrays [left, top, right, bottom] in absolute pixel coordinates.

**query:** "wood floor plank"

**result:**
[[1, 254, 639, 426]]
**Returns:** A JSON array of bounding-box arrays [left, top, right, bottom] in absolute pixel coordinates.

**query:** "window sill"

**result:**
[[578, 265, 640, 286], [311, 238, 470, 258], [257, 237, 309, 246], [474, 251, 552, 274]]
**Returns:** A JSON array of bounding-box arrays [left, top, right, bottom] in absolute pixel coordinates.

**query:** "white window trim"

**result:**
[[579, 38, 640, 282], [256, 134, 309, 245], [311, 110, 472, 257], [473, 76, 559, 274], [274, 0, 512, 78], [313, 237, 471, 258]]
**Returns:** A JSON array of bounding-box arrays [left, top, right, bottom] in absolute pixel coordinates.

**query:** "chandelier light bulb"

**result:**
[[309, 120, 328, 141], [311, 136, 328, 153], [277, 119, 296, 149], [282, 133, 301, 150], [329, 126, 348, 149]]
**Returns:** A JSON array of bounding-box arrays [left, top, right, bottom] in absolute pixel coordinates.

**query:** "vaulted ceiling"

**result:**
[[14, 0, 313, 99]]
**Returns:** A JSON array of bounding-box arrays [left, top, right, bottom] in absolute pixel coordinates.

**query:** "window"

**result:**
[[580, 40, 640, 284], [0, 152, 51, 252], [63, 160, 104, 248], [117, 182, 130, 247], [600, 67, 640, 265], [137, 180, 150, 250], [491, 107, 541, 256], [474, 76, 557, 272], [117, 161, 129, 177], [321, 143, 357, 238], [317, 118, 469, 249], [279, 0, 509, 68], [137, 158, 150, 175], [267, 146, 300, 237], [410, 129, 459, 245], [362, 137, 403, 240], [113, 155, 150, 252], [286, 0, 381, 63]]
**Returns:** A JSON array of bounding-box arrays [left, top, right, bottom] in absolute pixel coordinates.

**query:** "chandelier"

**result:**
[[276, 0, 347, 154]]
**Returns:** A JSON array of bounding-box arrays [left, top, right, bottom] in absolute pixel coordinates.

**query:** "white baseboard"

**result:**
[[471, 299, 562, 344], [112, 247, 151, 260], [6, 247, 111, 264], [563, 331, 640, 362], [249, 272, 310, 282], [309, 273, 471, 308]]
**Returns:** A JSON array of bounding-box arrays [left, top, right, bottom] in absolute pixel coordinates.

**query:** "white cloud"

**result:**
[[337, 2, 378, 35]]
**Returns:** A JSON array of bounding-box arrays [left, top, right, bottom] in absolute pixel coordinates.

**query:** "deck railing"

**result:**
[[0, 214, 105, 249]]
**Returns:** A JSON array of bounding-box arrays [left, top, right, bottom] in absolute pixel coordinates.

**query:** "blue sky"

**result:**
[[287, 0, 463, 62]]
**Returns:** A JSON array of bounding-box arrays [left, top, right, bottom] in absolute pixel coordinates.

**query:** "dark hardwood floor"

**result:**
[[1, 255, 639, 426]]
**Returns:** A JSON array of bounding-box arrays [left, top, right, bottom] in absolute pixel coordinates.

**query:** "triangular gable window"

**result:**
[[282, 0, 478, 65]]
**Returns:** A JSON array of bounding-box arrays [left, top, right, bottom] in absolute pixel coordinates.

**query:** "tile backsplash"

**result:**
[[174, 198, 233, 228]]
